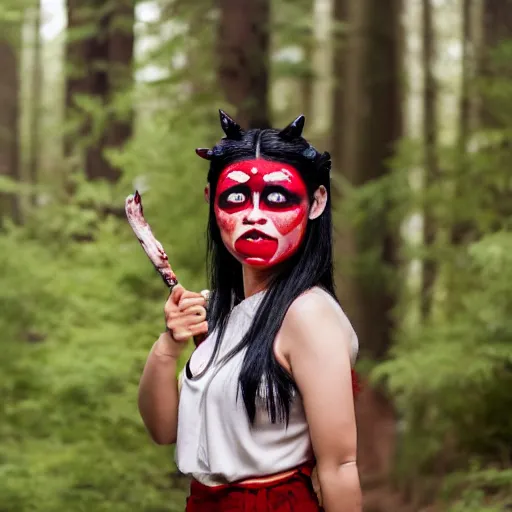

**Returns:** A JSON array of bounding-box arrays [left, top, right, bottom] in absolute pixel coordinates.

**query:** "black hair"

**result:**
[[200, 112, 337, 425]]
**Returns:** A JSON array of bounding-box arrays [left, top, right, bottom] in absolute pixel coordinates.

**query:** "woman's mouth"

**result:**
[[234, 230, 278, 260]]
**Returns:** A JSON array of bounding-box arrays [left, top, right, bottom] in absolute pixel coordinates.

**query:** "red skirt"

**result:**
[[185, 465, 323, 511]]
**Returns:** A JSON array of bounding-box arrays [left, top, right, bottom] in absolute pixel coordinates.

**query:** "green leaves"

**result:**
[[1, 4, 217, 509], [0, 206, 193, 510]]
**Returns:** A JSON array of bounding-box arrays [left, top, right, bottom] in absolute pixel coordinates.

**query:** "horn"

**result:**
[[279, 114, 305, 139], [219, 109, 244, 139], [195, 148, 212, 160]]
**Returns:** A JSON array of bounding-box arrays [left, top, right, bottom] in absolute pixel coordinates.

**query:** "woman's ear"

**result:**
[[309, 185, 328, 220], [204, 184, 210, 204]]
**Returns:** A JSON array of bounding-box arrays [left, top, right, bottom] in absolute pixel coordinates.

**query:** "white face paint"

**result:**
[[226, 170, 251, 183], [214, 159, 310, 268], [263, 169, 293, 183]]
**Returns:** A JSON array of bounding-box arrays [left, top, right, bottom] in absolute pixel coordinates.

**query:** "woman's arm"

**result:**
[[138, 285, 208, 445], [280, 292, 361, 512], [138, 332, 182, 445]]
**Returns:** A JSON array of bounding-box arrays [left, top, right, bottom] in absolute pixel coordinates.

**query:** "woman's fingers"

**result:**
[[164, 285, 185, 317], [189, 321, 209, 337], [172, 329, 193, 342], [167, 312, 206, 330], [170, 284, 186, 305], [181, 304, 207, 321], [178, 296, 206, 312], [172, 323, 207, 342], [166, 312, 207, 340], [164, 286, 209, 342]]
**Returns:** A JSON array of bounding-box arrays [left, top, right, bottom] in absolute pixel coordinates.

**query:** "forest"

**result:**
[[1, 0, 511, 510]]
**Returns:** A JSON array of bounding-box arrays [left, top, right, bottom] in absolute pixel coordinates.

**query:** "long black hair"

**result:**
[[196, 110, 337, 425]]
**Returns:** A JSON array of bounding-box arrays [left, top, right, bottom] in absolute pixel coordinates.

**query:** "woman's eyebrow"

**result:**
[[225, 170, 251, 183], [262, 170, 293, 183]]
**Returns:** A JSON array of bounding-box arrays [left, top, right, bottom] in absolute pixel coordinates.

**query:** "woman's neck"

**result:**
[[242, 265, 275, 298]]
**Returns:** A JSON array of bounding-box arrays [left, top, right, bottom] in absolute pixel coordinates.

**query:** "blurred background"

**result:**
[[1, 0, 511, 510]]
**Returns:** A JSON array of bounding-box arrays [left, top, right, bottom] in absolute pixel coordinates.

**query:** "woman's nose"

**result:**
[[243, 207, 267, 225], [243, 196, 267, 225]]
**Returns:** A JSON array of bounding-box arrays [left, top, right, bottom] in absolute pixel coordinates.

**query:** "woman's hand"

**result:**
[[157, 285, 208, 359]]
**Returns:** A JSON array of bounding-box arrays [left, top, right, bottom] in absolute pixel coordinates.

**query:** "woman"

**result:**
[[138, 110, 361, 511]]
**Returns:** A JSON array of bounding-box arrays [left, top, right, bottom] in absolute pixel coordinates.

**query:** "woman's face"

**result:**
[[214, 159, 310, 268]]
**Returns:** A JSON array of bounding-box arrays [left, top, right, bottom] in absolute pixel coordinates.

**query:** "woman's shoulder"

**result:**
[[286, 286, 347, 321], [284, 286, 359, 364]]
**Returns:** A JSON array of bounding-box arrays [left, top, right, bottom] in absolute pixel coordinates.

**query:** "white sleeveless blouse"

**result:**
[[175, 287, 358, 486]]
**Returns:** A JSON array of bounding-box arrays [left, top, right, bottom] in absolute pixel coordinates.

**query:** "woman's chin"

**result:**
[[232, 249, 298, 270], [242, 257, 274, 268]]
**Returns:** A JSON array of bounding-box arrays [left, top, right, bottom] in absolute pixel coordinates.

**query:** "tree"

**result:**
[[332, 0, 403, 488], [216, 0, 271, 129], [447, 0, 512, 241], [450, 0, 474, 248], [447, 0, 480, 309], [310, 0, 334, 140], [27, 0, 43, 207], [334, 0, 403, 360], [330, 0, 349, 169], [65, 0, 135, 182], [480, 0, 512, 126], [0, 18, 21, 224], [477, 1, 512, 229], [420, 0, 439, 321]]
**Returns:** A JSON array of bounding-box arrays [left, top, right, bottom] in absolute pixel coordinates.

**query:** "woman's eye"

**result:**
[[266, 192, 287, 204], [226, 192, 247, 204]]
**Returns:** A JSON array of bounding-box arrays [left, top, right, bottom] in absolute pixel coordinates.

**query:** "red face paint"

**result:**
[[214, 159, 310, 268]]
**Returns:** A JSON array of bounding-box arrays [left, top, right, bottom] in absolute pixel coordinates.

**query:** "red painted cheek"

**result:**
[[215, 208, 234, 231], [271, 205, 309, 236]]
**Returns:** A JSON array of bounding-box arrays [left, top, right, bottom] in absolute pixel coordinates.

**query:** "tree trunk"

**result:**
[[332, 0, 403, 489], [444, 0, 477, 313], [450, 0, 478, 247], [0, 22, 21, 225], [216, 0, 270, 129], [459, 0, 472, 156], [480, 0, 512, 127], [184, 3, 216, 98], [420, 0, 439, 321], [335, 0, 402, 360], [65, 0, 94, 158], [330, 0, 349, 182], [310, 0, 334, 140], [300, 24, 314, 122], [28, 1, 43, 207], [479, 0, 512, 225], [66, 0, 134, 182]]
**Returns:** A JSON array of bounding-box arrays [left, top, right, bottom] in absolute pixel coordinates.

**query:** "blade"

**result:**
[[125, 191, 178, 289]]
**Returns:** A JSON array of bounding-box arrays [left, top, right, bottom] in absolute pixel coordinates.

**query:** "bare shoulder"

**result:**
[[286, 286, 339, 318], [277, 287, 358, 366]]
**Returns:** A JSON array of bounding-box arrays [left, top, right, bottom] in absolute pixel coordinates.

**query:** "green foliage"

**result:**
[[442, 464, 512, 511], [0, 1, 222, 510], [446, 490, 503, 512], [375, 231, 512, 466], [4, 0, 512, 510], [0, 195, 201, 510], [368, 35, 512, 508]]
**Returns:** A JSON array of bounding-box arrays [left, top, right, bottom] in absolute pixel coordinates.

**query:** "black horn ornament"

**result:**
[[279, 114, 306, 140], [219, 109, 244, 140]]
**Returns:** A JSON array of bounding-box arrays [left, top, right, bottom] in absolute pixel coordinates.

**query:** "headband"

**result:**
[[195, 110, 318, 162]]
